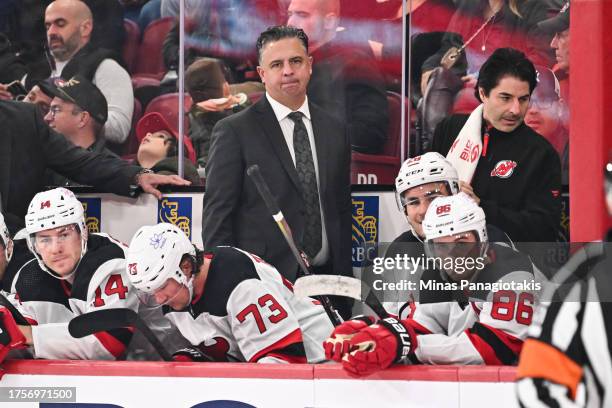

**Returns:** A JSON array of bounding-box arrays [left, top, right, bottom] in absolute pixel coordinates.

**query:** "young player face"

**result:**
[[34, 224, 82, 277], [480, 75, 531, 133], [152, 279, 190, 310], [257, 37, 313, 111], [430, 231, 481, 282], [403, 182, 450, 238]]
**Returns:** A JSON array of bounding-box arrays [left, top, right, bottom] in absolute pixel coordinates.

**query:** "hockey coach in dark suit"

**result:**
[[202, 26, 352, 294]]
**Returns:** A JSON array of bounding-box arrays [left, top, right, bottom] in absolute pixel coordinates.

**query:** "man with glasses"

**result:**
[[4, 187, 144, 360], [41, 75, 116, 187]]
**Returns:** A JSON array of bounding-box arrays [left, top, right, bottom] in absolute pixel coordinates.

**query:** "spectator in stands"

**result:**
[[525, 66, 568, 185], [40, 75, 119, 187], [185, 58, 250, 169], [135, 112, 201, 185], [287, 0, 389, 153], [23, 79, 55, 116], [22, 0, 134, 145], [0, 99, 190, 229], [430, 48, 561, 242], [122, 0, 162, 33], [537, 2, 569, 104]]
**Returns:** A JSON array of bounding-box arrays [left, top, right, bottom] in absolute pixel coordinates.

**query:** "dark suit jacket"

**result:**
[[202, 96, 352, 282], [0, 100, 140, 230]]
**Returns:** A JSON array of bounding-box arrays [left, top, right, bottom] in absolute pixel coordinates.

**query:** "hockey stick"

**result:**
[[247, 164, 342, 326], [293, 275, 390, 319], [0, 293, 30, 326], [68, 308, 173, 361]]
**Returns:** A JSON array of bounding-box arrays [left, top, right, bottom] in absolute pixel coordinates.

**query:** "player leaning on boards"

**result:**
[[325, 194, 538, 375], [0, 188, 156, 360], [126, 223, 333, 363]]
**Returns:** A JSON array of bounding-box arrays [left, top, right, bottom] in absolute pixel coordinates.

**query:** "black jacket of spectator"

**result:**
[[431, 114, 561, 242], [26, 42, 118, 89], [308, 33, 389, 154], [0, 101, 140, 223]]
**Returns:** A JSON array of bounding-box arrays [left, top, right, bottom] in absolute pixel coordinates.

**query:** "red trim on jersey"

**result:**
[[464, 329, 502, 365], [403, 318, 433, 335], [249, 328, 304, 363], [471, 302, 481, 316], [60, 280, 72, 297], [25, 317, 38, 325], [93, 328, 133, 359], [479, 324, 523, 356], [465, 324, 523, 365]]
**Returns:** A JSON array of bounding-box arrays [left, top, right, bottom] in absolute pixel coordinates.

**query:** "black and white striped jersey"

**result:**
[[516, 244, 612, 407]]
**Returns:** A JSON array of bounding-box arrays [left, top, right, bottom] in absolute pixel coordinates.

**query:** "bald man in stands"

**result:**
[[1, 0, 133, 145], [287, 0, 389, 154]]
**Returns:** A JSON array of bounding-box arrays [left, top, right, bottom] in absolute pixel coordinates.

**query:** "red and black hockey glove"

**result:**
[[323, 315, 376, 362], [0, 307, 27, 363], [172, 346, 213, 362], [342, 316, 416, 377]]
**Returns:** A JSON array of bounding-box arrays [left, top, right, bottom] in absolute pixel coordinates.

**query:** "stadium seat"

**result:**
[[452, 85, 480, 114], [122, 19, 140, 74], [350, 91, 407, 184], [134, 17, 174, 77], [131, 76, 161, 90], [145, 93, 193, 135]]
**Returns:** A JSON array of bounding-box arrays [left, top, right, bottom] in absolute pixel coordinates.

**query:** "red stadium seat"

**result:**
[[122, 19, 140, 74], [134, 17, 174, 77], [351, 91, 406, 184], [131, 76, 161, 90], [145, 93, 193, 135], [452, 85, 480, 114]]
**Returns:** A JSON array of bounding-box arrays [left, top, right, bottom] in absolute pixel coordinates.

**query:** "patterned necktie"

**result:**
[[288, 111, 322, 259]]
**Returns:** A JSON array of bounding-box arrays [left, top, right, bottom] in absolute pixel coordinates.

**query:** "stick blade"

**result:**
[[293, 275, 363, 300], [68, 308, 137, 338]]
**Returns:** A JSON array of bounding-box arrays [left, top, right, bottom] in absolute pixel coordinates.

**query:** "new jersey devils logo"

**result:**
[[491, 160, 517, 178]]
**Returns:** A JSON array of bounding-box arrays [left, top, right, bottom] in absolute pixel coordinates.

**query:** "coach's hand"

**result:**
[[342, 317, 416, 377]]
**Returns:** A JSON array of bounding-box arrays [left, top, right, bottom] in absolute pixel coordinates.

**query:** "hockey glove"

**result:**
[[323, 315, 376, 362], [0, 307, 27, 364], [172, 346, 214, 362], [342, 317, 416, 377]]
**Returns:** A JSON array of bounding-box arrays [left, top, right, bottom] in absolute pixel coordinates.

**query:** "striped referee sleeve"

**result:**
[[516, 276, 612, 407]]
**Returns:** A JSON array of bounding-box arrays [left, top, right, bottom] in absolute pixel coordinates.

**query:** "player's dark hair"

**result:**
[[256, 25, 309, 64], [164, 136, 190, 160], [475, 47, 537, 102]]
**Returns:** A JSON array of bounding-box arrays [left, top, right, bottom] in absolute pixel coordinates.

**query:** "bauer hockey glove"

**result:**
[[172, 346, 214, 362], [342, 316, 416, 377], [0, 307, 27, 363], [323, 315, 376, 362]]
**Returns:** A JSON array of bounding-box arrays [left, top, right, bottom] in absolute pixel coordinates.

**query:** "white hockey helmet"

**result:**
[[0, 213, 13, 262], [25, 188, 88, 275], [395, 152, 460, 210], [422, 193, 488, 243], [126, 223, 196, 294]]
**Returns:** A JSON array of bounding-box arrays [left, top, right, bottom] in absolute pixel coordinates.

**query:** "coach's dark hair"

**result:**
[[475, 47, 537, 102], [256, 25, 309, 63]]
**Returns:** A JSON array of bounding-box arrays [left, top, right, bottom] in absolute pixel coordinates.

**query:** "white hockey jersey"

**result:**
[[400, 244, 538, 365], [9, 233, 170, 360], [164, 247, 334, 363]]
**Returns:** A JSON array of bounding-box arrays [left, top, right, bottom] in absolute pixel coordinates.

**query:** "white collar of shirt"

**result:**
[[266, 93, 311, 122]]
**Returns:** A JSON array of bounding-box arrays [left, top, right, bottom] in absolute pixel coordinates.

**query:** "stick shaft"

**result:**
[[247, 165, 342, 326]]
